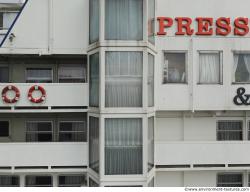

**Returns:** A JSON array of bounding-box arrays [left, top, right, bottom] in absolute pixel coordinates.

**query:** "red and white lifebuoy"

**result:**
[[28, 85, 46, 103], [1, 85, 20, 104]]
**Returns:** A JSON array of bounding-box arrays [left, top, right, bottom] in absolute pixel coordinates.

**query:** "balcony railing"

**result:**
[[0, 142, 87, 167]]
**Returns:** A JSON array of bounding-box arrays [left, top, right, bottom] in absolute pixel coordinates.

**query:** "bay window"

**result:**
[[148, 53, 154, 107], [105, 51, 143, 107], [89, 0, 99, 44], [148, 0, 155, 44], [148, 117, 154, 172], [105, 0, 143, 40], [105, 118, 142, 175]]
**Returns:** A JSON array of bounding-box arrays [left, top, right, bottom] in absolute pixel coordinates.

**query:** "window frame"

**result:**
[[58, 121, 87, 142], [197, 50, 223, 85], [25, 121, 53, 142], [216, 120, 243, 141], [162, 51, 188, 84], [217, 173, 243, 187], [0, 120, 10, 137], [25, 68, 53, 83]]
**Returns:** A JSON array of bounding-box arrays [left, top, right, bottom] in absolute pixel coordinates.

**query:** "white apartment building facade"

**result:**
[[1, 0, 250, 187]]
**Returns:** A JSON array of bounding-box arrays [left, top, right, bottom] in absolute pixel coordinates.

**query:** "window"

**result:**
[[163, 52, 186, 83], [89, 178, 99, 187], [58, 175, 87, 187], [25, 176, 52, 187], [26, 122, 53, 142], [0, 121, 9, 137], [26, 68, 53, 83], [148, 0, 155, 44], [105, 118, 142, 175], [89, 53, 99, 107], [59, 121, 87, 142], [148, 117, 154, 172], [233, 53, 250, 83], [217, 173, 243, 187], [105, 52, 143, 107], [58, 64, 86, 83], [105, 0, 143, 40], [0, 66, 9, 83], [0, 175, 19, 187], [89, 0, 99, 44], [148, 53, 154, 107], [217, 121, 243, 141], [89, 117, 99, 173], [199, 52, 221, 84], [0, 13, 3, 29]]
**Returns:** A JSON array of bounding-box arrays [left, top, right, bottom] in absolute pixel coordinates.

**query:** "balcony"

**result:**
[[0, 83, 88, 112], [156, 141, 250, 169], [0, 142, 87, 168]]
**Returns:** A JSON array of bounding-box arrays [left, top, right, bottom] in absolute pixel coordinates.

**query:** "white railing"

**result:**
[[0, 142, 87, 167], [156, 141, 250, 166], [0, 83, 88, 108]]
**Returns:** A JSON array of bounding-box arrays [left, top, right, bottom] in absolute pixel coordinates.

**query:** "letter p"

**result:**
[[157, 17, 173, 35]]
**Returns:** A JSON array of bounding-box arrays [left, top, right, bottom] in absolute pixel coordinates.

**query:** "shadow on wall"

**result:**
[[0, 0, 27, 47]]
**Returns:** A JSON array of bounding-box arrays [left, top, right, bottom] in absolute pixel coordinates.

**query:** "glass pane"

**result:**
[[0, 67, 9, 82], [89, 117, 99, 173], [58, 64, 86, 83], [26, 68, 52, 83], [26, 122, 52, 142], [25, 176, 52, 187], [0, 176, 19, 187], [148, 53, 154, 107], [163, 53, 186, 83], [105, 52, 143, 107], [0, 121, 9, 137], [199, 53, 220, 84], [58, 175, 86, 187], [89, 53, 99, 107], [89, 0, 99, 43], [217, 121, 243, 141], [105, 0, 143, 40], [148, 117, 154, 172], [217, 174, 243, 187], [105, 118, 142, 175], [148, 0, 155, 44], [234, 54, 250, 83]]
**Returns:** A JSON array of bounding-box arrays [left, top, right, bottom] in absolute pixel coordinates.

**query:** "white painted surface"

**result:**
[[156, 141, 250, 165], [0, 83, 88, 107], [0, 143, 87, 166]]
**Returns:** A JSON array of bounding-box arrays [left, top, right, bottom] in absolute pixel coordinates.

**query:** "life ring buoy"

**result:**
[[1, 85, 20, 104], [28, 85, 46, 103]]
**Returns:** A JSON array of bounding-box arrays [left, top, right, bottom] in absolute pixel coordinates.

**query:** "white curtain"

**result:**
[[89, 0, 99, 43], [105, 118, 142, 175], [89, 53, 99, 107], [243, 55, 250, 81], [217, 121, 242, 141], [199, 53, 220, 84], [89, 117, 99, 173], [105, 52, 143, 107], [105, 0, 143, 40], [233, 54, 239, 82], [148, 54, 154, 107]]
